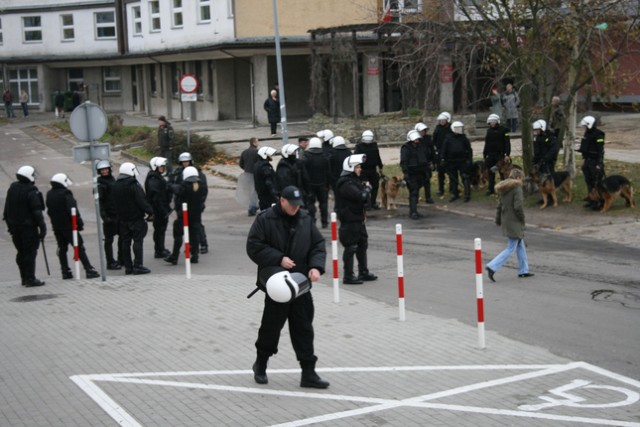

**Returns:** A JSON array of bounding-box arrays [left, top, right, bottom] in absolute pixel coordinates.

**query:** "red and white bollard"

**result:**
[[396, 224, 406, 321], [474, 237, 486, 349], [71, 207, 80, 280], [182, 203, 191, 279], [331, 212, 340, 303]]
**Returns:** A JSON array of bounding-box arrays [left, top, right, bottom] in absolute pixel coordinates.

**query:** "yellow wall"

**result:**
[[235, 0, 378, 38]]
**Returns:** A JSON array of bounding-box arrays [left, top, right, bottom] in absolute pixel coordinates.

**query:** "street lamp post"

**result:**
[[272, 0, 288, 144]]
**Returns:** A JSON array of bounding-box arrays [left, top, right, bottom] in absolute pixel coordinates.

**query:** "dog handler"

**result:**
[[401, 130, 434, 219], [578, 115, 605, 209], [246, 186, 329, 389]]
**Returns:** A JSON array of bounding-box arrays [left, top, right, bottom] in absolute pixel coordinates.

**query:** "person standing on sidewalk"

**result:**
[[96, 160, 122, 270], [401, 130, 434, 220], [239, 137, 260, 216], [501, 83, 520, 133], [54, 90, 65, 118], [246, 185, 329, 389], [264, 90, 280, 136], [253, 146, 279, 211], [3, 88, 16, 118], [157, 116, 174, 173], [354, 130, 384, 210], [46, 173, 100, 280], [483, 114, 511, 195], [433, 112, 453, 197], [577, 115, 605, 208], [3, 166, 47, 287], [145, 157, 172, 260], [441, 121, 473, 203], [486, 168, 534, 282], [19, 89, 29, 117]]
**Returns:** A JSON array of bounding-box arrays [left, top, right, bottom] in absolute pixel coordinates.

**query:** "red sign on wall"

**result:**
[[440, 64, 453, 83]]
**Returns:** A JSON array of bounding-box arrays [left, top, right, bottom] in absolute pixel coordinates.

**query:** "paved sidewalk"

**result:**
[[2, 273, 638, 426]]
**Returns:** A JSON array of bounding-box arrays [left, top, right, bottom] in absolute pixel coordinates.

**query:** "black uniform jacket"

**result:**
[[533, 131, 560, 165], [4, 179, 45, 228], [400, 141, 432, 176], [247, 203, 326, 281], [145, 170, 172, 217], [97, 174, 118, 222], [483, 125, 511, 158], [335, 173, 369, 223], [578, 128, 605, 162], [46, 184, 83, 231], [173, 181, 205, 224], [112, 176, 153, 222], [354, 142, 383, 172]]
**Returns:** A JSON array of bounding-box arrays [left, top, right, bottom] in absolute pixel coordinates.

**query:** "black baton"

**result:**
[[41, 238, 51, 276]]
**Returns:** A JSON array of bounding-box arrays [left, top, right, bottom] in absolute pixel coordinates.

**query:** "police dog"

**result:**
[[469, 160, 488, 191], [587, 175, 635, 213], [530, 164, 573, 209], [380, 175, 404, 210]]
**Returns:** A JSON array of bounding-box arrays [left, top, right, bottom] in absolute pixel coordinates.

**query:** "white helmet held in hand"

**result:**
[[330, 136, 346, 147], [361, 130, 374, 143], [451, 121, 464, 134], [415, 122, 428, 132], [281, 144, 299, 159], [307, 137, 323, 151], [487, 114, 500, 124], [182, 166, 200, 183], [17, 165, 36, 182], [119, 162, 139, 177], [580, 115, 596, 129], [437, 112, 452, 122], [407, 130, 421, 142], [51, 173, 72, 188], [532, 119, 547, 132], [343, 154, 366, 172], [257, 146, 277, 159]]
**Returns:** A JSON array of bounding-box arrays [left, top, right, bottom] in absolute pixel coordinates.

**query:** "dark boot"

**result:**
[[62, 269, 73, 280], [343, 275, 363, 285], [358, 271, 378, 281], [300, 362, 329, 389], [24, 278, 45, 287], [252, 356, 269, 385], [132, 265, 151, 275], [85, 267, 100, 279]]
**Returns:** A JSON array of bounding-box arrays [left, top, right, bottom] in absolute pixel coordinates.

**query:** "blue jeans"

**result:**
[[487, 237, 529, 275]]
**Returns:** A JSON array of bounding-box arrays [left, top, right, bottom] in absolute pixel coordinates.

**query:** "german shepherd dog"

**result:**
[[587, 175, 635, 213], [380, 175, 404, 210], [530, 164, 573, 209], [469, 160, 488, 191]]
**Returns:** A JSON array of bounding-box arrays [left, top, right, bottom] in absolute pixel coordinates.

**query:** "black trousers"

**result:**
[[255, 292, 317, 364], [361, 169, 380, 208], [152, 213, 169, 254], [485, 155, 501, 193], [119, 219, 148, 269], [406, 172, 431, 214], [306, 184, 328, 226], [447, 161, 471, 197], [582, 159, 603, 194], [11, 225, 40, 283], [170, 219, 200, 260], [339, 221, 369, 276], [103, 219, 121, 264], [54, 229, 92, 272], [269, 121, 278, 135], [437, 163, 447, 194]]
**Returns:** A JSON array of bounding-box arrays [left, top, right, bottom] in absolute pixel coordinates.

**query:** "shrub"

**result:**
[[107, 114, 124, 134], [144, 129, 216, 166]]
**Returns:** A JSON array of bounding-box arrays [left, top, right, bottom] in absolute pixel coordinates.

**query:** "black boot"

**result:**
[[343, 275, 363, 285], [24, 278, 45, 287], [300, 362, 329, 389], [85, 267, 100, 279], [252, 356, 269, 385], [358, 271, 378, 281], [62, 269, 73, 280]]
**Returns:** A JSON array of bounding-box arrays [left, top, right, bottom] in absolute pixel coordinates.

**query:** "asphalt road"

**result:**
[[1, 121, 638, 384]]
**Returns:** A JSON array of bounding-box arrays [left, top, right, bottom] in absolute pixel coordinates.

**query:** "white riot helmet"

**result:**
[[149, 157, 158, 170], [437, 112, 452, 123], [361, 130, 374, 143], [451, 121, 465, 134], [96, 159, 111, 171], [51, 173, 72, 188], [316, 129, 334, 142], [580, 115, 596, 129], [178, 152, 193, 163], [182, 166, 200, 183], [330, 136, 346, 147], [257, 146, 277, 159], [307, 137, 323, 151], [153, 157, 168, 174], [259, 267, 311, 303], [343, 154, 366, 173], [487, 114, 500, 125], [407, 130, 421, 142], [119, 162, 139, 177], [415, 122, 428, 132], [532, 119, 547, 132], [17, 165, 36, 182], [281, 144, 299, 159]]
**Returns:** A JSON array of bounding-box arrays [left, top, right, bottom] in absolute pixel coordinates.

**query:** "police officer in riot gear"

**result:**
[[112, 162, 153, 275], [46, 173, 100, 280], [3, 166, 47, 287], [354, 130, 384, 209], [483, 114, 511, 195], [254, 146, 279, 210], [335, 155, 378, 284], [157, 116, 174, 173], [304, 138, 331, 227], [96, 160, 122, 269], [246, 185, 329, 389], [401, 130, 435, 219], [577, 115, 606, 208], [276, 144, 309, 198], [441, 121, 473, 202], [327, 136, 351, 197], [532, 119, 559, 175], [433, 112, 453, 196], [145, 157, 172, 259]]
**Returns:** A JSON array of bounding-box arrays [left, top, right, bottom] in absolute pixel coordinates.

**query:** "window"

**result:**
[[9, 68, 40, 104], [23, 16, 42, 42], [150, 64, 158, 96], [95, 11, 116, 39], [172, 0, 183, 27], [198, 0, 211, 23], [132, 6, 142, 35], [207, 61, 214, 98], [0, 18, 3, 45], [61, 14, 74, 41], [171, 63, 180, 96], [195, 61, 204, 98], [149, 1, 161, 31], [68, 69, 84, 92], [103, 67, 121, 93]]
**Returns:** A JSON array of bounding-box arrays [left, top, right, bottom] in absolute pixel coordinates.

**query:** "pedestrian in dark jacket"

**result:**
[[303, 138, 331, 228], [354, 130, 384, 209], [145, 157, 172, 259], [112, 162, 153, 275], [264, 90, 280, 136], [253, 146, 279, 210], [46, 173, 99, 280], [157, 116, 174, 173], [483, 114, 511, 194], [246, 185, 329, 389], [165, 167, 205, 265], [532, 119, 559, 175], [441, 121, 473, 202], [3, 166, 47, 287], [401, 130, 435, 219], [239, 137, 260, 216], [96, 160, 122, 269], [3, 88, 16, 118], [486, 168, 534, 282], [433, 112, 453, 196], [335, 154, 378, 285], [54, 90, 65, 118]]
